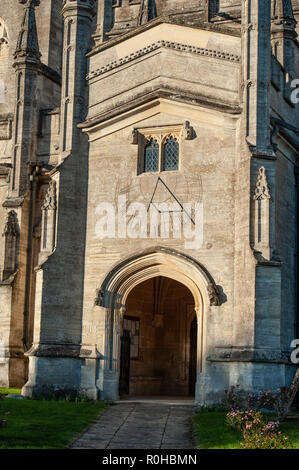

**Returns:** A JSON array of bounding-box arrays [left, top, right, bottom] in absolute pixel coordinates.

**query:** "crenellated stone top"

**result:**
[[102, 1, 243, 40]]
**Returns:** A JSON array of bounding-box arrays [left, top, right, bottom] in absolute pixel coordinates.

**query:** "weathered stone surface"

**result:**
[[0, 1, 298, 407]]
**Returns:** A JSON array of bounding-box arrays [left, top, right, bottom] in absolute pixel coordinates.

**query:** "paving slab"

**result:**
[[70, 402, 194, 449]]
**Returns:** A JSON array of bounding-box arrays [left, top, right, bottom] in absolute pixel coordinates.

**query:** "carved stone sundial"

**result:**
[[115, 168, 202, 222]]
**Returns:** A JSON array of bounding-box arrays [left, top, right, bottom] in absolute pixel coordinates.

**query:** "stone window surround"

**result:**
[[132, 122, 193, 175]]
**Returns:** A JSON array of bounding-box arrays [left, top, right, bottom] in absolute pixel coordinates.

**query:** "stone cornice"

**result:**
[[25, 342, 100, 359], [13, 60, 61, 85], [79, 89, 242, 132], [87, 39, 240, 81], [39, 63, 61, 85], [2, 197, 25, 208], [207, 348, 292, 365], [88, 16, 241, 58], [271, 116, 299, 153]]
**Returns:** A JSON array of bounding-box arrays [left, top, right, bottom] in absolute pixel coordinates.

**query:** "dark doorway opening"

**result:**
[[119, 330, 131, 396], [119, 276, 197, 398], [189, 316, 197, 396]]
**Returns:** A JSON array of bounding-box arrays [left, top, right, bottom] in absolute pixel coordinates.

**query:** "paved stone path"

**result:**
[[70, 403, 194, 449]]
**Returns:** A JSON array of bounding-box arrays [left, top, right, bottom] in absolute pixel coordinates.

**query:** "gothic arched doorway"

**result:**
[[119, 276, 197, 397], [98, 248, 219, 402]]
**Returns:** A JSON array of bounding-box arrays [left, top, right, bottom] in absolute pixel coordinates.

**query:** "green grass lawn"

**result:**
[[193, 411, 299, 449], [0, 388, 21, 395], [0, 395, 108, 449]]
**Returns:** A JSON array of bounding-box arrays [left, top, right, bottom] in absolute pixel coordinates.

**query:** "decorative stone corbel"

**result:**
[[119, 306, 126, 319], [131, 128, 139, 145], [208, 283, 220, 306], [95, 288, 105, 306], [181, 121, 194, 140]]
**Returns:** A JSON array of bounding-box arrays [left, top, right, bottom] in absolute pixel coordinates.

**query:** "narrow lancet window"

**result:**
[[163, 137, 179, 171], [144, 138, 159, 173]]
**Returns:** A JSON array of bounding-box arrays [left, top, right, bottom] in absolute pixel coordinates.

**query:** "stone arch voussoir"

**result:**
[[96, 247, 220, 310]]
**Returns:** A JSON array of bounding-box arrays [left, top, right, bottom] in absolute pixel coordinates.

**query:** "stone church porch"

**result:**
[[119, 277, 197, 399]]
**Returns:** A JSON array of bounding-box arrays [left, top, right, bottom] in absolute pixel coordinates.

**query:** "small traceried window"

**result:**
[[132, 122, 193, 175], [123, 316, 140, 360], [142, 134, 180, 174]]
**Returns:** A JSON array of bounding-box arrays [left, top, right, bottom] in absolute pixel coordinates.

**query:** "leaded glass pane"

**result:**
[[163, 137, 179, 171], [144, 139, 159, 172]]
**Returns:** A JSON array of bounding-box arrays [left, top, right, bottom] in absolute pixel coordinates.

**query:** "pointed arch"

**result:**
[[97, 247, 220, 309], [97, 247, 221, 399]]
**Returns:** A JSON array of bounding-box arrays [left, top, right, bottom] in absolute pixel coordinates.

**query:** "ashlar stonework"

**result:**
[[0, 0, 298, 406]]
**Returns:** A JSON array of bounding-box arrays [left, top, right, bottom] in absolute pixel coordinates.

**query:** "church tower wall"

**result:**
[[0, 1, 298, 404]]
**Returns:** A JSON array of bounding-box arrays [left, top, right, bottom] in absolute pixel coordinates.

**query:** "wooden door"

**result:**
[[119, 329, 131, 396], [189, 317, 197, 396]]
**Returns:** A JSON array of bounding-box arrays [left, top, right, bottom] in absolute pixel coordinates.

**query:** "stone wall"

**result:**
[[0, 0, 63, 388], [0, 0, 298, 404]]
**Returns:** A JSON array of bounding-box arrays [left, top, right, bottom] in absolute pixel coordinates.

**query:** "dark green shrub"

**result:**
[[32, 386, 92, 402]]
